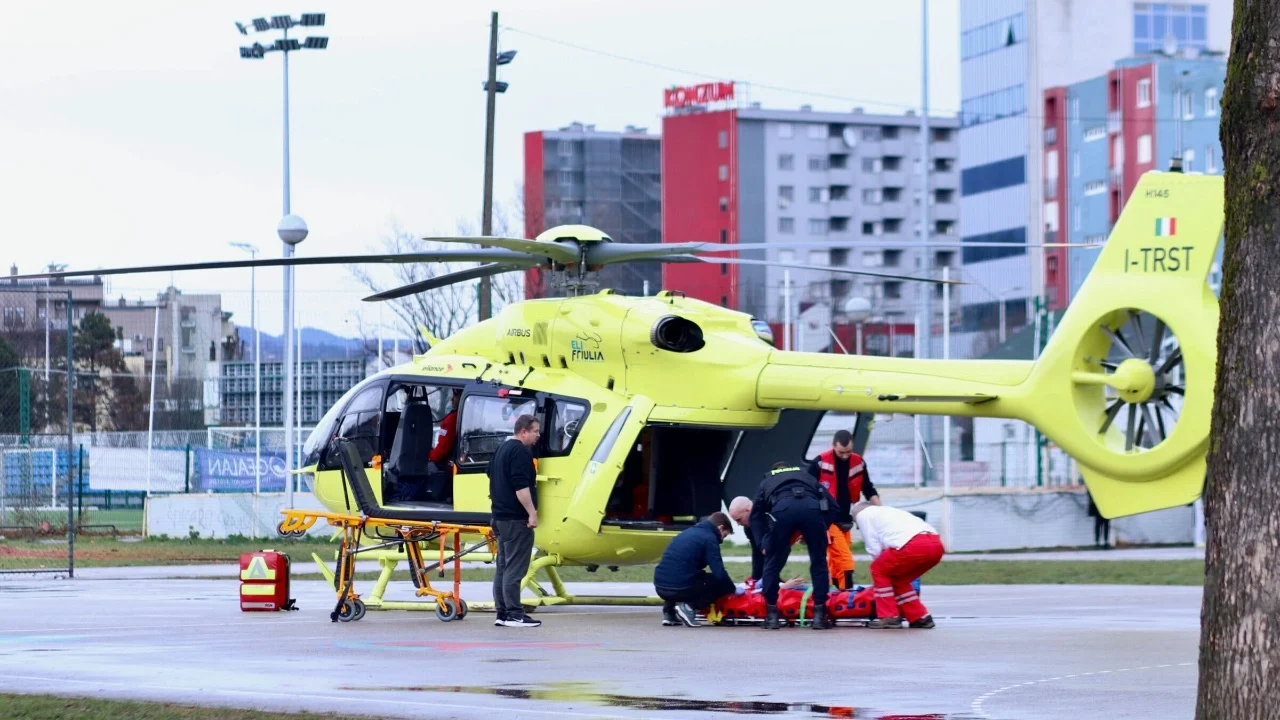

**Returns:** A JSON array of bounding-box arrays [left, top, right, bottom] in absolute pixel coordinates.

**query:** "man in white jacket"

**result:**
[[850, 501, 945, 629]]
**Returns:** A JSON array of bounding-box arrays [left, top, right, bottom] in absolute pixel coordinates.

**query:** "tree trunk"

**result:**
[[1197, 3, 1280, 717]]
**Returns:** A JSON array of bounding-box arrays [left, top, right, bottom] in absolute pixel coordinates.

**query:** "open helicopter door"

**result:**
[[565, 395, 656, 534], [720, 409, 830, 503]]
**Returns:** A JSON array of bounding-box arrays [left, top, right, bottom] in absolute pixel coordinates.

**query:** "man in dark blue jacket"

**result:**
[[652, 512, 736, 627]]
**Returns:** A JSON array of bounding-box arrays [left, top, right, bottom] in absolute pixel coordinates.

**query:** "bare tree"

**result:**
[[1197, 4, 1280, 716], [349, 210, 524, 362]]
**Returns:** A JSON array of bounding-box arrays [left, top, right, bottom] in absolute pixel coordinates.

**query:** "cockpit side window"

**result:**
[[302, 378, 382, 468], [318, 384, 384, 469], [457, 395, 538, 467], [546, 399, 588, 455]]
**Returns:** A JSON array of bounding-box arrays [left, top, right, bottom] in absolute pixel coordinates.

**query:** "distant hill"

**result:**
[[236, 326, 367, 362]]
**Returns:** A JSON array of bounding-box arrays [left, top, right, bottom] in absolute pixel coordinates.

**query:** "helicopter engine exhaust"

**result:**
[[650, 315, 705, 353]]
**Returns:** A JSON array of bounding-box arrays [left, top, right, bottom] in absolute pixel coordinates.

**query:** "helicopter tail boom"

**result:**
[[757, 171, 1221, 519]]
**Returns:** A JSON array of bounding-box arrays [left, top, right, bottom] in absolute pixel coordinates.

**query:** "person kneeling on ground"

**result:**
[[653, 512, 737, 627], [851, 501, 945, 629]]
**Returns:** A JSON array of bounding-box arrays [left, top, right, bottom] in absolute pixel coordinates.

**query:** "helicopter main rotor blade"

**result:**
[[688, 240, 1090, 253], [363, 263, 527, 301], [664, 255, 965, 285], [424, 235, 581, 265], [6, 249, 544, 281], [583, 242, 713, 265]]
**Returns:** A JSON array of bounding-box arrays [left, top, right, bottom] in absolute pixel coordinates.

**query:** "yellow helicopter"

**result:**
[[15, 169, 1219, 613]]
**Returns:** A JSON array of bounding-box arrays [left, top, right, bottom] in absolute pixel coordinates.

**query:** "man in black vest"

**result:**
[[749, 461, 839, 630]]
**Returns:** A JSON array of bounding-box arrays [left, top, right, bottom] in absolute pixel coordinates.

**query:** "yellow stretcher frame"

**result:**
[[277, 508, 496, 623]]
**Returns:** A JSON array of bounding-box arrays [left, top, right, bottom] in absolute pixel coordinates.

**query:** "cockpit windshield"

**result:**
[[301, 377, 378, 468]]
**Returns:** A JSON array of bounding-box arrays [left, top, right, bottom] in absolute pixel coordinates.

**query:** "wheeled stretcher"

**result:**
[[703, 579, 922, 627], [276, 438, 496, 624]]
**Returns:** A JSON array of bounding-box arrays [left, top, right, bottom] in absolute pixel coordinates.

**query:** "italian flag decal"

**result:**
[[1155, 217, 1177, 236]]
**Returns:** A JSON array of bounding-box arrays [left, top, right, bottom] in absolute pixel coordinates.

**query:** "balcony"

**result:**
[[1107, 110, 1121, 134], [1045, 177, 1059, 199], [930, 202, 959, 221], [880, 201, 908, 219], [1044, 126, 1057, 146], [930, 172, 958, 189], [827, 199, 857, 218], [1109, 169, 1124, 189], [930, 139, 958, 158], [880, 170, 907, 188], [829, 137, 857, 153]]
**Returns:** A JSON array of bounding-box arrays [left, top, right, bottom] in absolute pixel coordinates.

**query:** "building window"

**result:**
[[1184, 148, 1196, 172], [1137, 78, 1152, 108], [778, 217, 795, 234], [779, 249, 796, 263], [777, 123, 793, 138], [1206, 145, 1218, 174], [1138, 134, 1153, 164], [960, 156, 1025, 197], [778, 154, 794, 171], [1182, 91, 1194, 119], [777, 185, 794, 208], [808, 186, 828, 203], [862, 221, 877, 236], [808, 155, 828, 171], [720, 229, 728, 243], [719, 196, 728, 211], [718, 164, 728, 181], [808, 250, 828, 265], [807, 124, 825, 139], [809, 219, 829, 235], [961, 13, 1026, 60], [862, 188, 882, 204], [718, 130, 728, 148], [1073, 152, 1080, 178], [961, 84, 1027, 127], [861, 157, 882, 173], [1206, 87, 1219, 116], [1134, 3, 1208, 55], [1084, 180, 1107, 196]]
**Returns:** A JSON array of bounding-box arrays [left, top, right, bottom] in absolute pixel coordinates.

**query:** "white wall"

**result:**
[[145, 493, 336, 540]]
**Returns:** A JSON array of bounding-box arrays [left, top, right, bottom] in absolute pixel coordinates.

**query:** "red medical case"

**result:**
[[239, 550, 296, 612]]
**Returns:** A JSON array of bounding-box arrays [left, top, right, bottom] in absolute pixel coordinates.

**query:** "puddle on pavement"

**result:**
[[337, 682, 968, 718]]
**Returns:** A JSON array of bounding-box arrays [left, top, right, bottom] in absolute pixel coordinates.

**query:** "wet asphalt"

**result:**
[[0, 576, 1200, 719]]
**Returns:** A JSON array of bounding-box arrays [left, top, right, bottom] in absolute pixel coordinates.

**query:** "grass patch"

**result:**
[[0, 535, 334, 570], [0, 693, 371, 720]]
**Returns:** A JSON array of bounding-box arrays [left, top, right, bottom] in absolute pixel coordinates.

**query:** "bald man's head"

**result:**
[[728, 496, 752, 526]]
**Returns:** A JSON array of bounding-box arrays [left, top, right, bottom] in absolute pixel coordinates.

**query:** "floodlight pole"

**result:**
[[479, 10, 500, 321], [919, 0, 934, 486], [239, 13, 326, 507]]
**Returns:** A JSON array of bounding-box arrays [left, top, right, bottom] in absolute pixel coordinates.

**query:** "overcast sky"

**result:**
[[0, 0, 959, 338]]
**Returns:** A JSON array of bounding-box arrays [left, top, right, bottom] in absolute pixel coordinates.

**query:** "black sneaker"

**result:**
[[674, 603, 700, 627], [909, 615, 936, 629], [494, 611, 508, 627], [662, 609, 679, 626], [502, 613, 542, 628]]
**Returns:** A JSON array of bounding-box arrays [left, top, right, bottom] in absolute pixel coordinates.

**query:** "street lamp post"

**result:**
[[229, 242, 261, 494], [479, 10, 517, 320], [238, 13, 326, 507]]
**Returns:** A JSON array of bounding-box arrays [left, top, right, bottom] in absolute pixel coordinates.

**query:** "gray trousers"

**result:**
[[492, 519, 535, 615]]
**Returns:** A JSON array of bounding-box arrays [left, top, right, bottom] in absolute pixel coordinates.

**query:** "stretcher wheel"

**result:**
[[436, 598, 459, 622], [337, 598, 363, 622], [276, 522, 291, 538], [289, 529, 307, 539], [456, 599, 468, 619]]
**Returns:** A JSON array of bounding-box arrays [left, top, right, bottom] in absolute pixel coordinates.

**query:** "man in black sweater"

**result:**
[[652, 512, 736, 627], [488, 414, 542, 628]]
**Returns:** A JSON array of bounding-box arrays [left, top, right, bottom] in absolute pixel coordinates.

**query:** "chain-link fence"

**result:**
[[0, 286, 76, 576]]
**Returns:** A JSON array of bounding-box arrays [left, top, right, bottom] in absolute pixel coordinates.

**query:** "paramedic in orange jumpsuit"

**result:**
[[807, 430, 881, 590]]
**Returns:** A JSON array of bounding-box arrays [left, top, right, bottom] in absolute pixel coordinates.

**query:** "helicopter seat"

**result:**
[[385, 400, 438, 503]]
